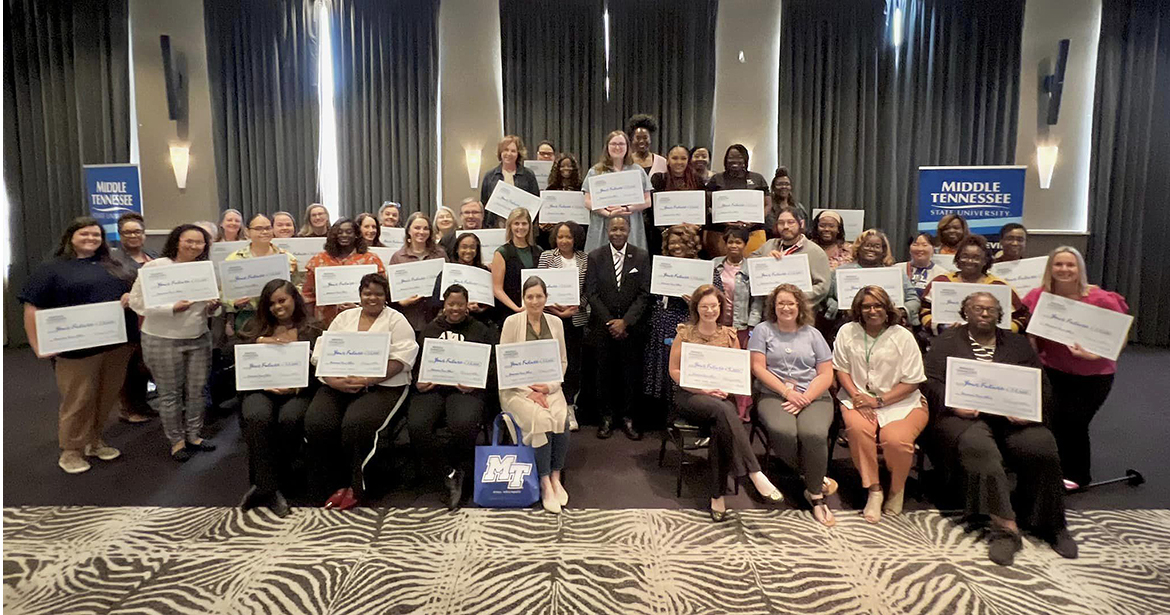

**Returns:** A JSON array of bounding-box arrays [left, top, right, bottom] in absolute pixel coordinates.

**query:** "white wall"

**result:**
[[437, 0, 504, 211], [130, 0, 219, 232], [711, 0, 782, 177], [1014, 0, 1101, 234]]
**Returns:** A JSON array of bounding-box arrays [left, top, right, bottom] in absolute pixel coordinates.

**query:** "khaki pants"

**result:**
[[842, 402, 930, 494], [53, 345, 134, 451]]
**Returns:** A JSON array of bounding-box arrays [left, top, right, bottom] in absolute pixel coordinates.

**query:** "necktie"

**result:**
[[614, 249, 624, 290]]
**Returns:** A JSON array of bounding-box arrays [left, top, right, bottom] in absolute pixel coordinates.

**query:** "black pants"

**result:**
[[305, 385, 406, 499], [676, 388, 760, 498], [593, 333, 642, 423], [1045, 368, 1114, 486], [932, 415, 1066, 536], [240, 391, 311, 495], [407, 388, 485, 475], [561, 321, 584, 405], [120, 343, 154, 415]]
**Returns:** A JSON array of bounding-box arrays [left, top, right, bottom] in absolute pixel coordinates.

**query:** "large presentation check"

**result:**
[[521, 267, 580, 306], [1026, 291, 1133, 361], [651, 256, 714, 298], [836, 266, 905, 308], [944, 357, 1042, 422], [34, 301, 127, 355], [538, 191, 590, 225], [486, 181, 543, 220], [462, 228, 506, 265], [314, 331, 392, 378], [418, 338, 492, 388], [711, 190, 764, 224], [652, 191, 706, 226], [989, 256, 1048, 296], [209, 240, 248, 264], [441, 263, 495, 305], [746, 255, 812, 295], [387, 258, 445, 302], [273, 237, 326, 272], [525, 160, 554, 190], [379, 227, 406, 252], [315, 265, 378, 306], [495, 339, 563, 388], [219, 254, 291, 301], [679, 343, 752, 396], [812, 209, 865, 241], [234, 342, 310, 391], [588, 170, 646, 209], [140, 261, 220, 309], [929, 282, 1012, 329]]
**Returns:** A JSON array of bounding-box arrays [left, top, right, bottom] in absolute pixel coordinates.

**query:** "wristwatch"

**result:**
[[875, 396, 885, 408]]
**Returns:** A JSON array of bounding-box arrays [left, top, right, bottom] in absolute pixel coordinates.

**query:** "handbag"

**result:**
[[473, 413, 541, 508]]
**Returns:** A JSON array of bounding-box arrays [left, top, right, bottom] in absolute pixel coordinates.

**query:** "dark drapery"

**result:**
[[500, 0, 608, 165], [1087, 0, 1170, 346], [3, 0, 131, 345], [606, 0, 719, 152], [205, 0, 319, 221], [777, 0, 1022, 251], [331, 0, 438, 217]]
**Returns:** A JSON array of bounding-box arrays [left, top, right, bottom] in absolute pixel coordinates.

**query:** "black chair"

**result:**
[[659, 412, 740, 498]]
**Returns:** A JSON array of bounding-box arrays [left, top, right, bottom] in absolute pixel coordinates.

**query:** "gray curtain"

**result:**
[[331, 0, 438, 217], [500, 0, 608, 166], [778, 0, 1022, 252], [205, 0, 319, 221], [3, 0, 131, 345], [607, 0, 718, 152], [1087, 0, 1170, 346]]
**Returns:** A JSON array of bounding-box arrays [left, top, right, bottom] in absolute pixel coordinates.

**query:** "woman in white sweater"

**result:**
[[128, 224, 222, 461], [498, 276, 570, 513]]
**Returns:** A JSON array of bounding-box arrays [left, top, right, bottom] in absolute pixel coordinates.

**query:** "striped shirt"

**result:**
[[968, 333, 996, 362]]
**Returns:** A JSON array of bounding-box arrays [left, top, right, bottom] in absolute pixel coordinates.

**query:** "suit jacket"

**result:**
[[584, 243, 651, 341]]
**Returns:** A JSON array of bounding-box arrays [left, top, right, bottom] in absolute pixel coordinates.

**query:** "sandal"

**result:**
[[805, 490, 837, 527]]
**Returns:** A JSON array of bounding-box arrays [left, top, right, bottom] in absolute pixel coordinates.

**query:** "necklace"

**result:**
[[862, 327, 887, 395]]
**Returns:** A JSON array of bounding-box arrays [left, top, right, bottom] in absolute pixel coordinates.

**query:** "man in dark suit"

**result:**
[[585, 216, 651, 440]]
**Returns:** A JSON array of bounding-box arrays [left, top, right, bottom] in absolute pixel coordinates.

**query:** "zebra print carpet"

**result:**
[[3, 506, 1169, 614]]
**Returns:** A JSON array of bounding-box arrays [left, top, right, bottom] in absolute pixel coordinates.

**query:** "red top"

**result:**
[[1022, 286, 1129, 375], [302, 251, 386, 329]]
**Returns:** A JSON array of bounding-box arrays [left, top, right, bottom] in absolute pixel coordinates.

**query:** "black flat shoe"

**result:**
[[622, 418, 642, 441], [709, 508, 729, 523], [597, 418, 614, 439], [172, 447, 192, 462], [444, 469, 464, 512], [269, 490, 292, 518], [240, 485, 264, 511], [187, 440, 217, 452]]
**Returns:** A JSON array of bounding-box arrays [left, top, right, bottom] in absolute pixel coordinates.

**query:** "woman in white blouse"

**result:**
[[128, 224, 222, 462], [832, 285, 929, 523], [499, 276, 571, 514], [304, 273, 419, 510]]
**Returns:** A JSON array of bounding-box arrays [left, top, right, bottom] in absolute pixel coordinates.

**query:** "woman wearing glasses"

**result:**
[[223, 213, 299, 335]]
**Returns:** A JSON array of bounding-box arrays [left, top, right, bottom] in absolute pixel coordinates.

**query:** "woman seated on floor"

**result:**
[[305, 273, 418, 510], [748, 283, 838, 527], [498, 276, 571, 514], [922, 291, 1077, 566], [238, 280, 323, 517], [832, 285, 929, 524], [668, 284, 782, 523], [408, 284, 498, 511]]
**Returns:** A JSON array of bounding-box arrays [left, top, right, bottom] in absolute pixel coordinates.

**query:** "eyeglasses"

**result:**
[[967, 306, 999, 315], [120, 230, 144, 237], [776, 301, 799, 308], [860, 304, 886, 312]]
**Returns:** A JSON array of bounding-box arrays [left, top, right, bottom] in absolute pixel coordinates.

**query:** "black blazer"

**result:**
[[584, 243, 651, 341], [481, 164, 541, 228]]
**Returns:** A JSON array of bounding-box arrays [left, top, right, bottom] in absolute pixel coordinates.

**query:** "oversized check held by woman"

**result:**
[[234, 342, 311, 391], [588, 169, 647, 209], [944, 357, 1042, 422], [679, 343, 751, 395], [314, 331, 392, 378], [34, 301, 128, 355], [418, 338, 492, 388], [139, 260, 220, 308], [495, 339, 563, 388], [650, 256, 714, 298]]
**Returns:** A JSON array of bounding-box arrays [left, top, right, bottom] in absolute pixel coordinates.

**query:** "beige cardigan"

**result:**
[[498, 311, 569, 448]]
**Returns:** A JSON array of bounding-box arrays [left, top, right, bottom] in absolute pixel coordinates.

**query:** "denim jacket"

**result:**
[[712, 256, 763, 329]]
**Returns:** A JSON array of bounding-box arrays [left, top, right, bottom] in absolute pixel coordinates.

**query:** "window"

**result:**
[[316, 0, 340, 221]]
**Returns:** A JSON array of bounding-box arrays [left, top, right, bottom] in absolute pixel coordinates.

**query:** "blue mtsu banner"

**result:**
[[84, 164, 143, 242], [917, 166, 1025, 239]]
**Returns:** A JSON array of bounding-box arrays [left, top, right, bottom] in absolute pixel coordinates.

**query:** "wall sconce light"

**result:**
[[465, 147, 482, 189], [169, 143, 190, 191], [1036, 145, 1058, 189]]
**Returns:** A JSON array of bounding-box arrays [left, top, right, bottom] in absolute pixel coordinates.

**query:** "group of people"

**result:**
[[20, 118, 1130, 567]]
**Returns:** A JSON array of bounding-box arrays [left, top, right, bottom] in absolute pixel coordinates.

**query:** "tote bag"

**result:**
[[473, 413, 540, 508]]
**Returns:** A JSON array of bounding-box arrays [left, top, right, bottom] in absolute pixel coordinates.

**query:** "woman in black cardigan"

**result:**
[[480, 135, 540, 228], [922, 291, 1075, 566]]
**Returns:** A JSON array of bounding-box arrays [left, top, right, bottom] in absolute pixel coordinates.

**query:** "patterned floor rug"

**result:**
[[3, 506, 1169, 614]]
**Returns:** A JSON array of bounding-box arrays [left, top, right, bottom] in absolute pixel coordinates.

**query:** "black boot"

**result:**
[[597, 417, 614, 439]]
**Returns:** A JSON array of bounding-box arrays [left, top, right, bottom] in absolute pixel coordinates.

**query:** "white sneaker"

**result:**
[[58, 451, 91, 474], [84, 442, 121, 461], [568, 405, 579, 432]]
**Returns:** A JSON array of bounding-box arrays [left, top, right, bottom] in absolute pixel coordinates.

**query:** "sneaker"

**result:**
[[58, 450, 91, 474], [1062, 479, 1081, 492], [988, 527, 1023, 566], [567, 405, 579, 432], [84, 442, 121, 461], [1051, 528, 1078, 559]]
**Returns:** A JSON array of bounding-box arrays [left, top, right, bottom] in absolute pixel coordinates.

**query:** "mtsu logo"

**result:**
[[480, 454, 533, 489]]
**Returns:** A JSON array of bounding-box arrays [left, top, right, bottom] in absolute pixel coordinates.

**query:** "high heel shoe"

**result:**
[[709, 507, 729, 523]]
